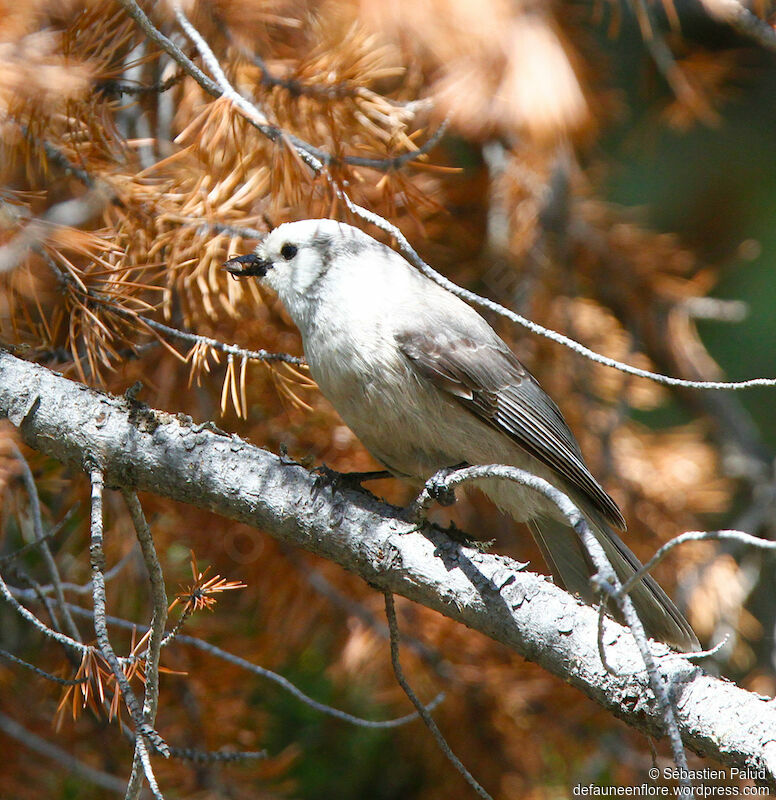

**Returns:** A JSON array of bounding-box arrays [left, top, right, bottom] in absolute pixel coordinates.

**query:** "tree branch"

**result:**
[[0, 711, 126, 794], [384, 590, 493, 799], [1, 349, 776, 785]]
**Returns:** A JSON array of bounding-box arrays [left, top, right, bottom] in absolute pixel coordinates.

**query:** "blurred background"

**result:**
[[1, 0, 775, 797]]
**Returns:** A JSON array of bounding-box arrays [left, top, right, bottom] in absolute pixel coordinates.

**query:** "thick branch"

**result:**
[[1, 350, 775, 784]]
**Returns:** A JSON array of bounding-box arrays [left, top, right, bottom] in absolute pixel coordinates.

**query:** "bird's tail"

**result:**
[[528, 515, 699, 651]]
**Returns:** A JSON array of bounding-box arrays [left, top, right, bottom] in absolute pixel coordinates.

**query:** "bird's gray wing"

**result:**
[[396, 326, 626, 531]]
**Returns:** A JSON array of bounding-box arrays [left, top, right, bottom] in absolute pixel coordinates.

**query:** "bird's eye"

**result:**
[[280, 243, 297, 260]]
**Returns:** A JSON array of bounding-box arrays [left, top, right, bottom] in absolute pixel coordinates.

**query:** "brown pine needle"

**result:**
[[169, 551, 247, 615]]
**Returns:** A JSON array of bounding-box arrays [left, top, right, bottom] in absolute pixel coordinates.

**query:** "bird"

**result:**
[[224, 218, 699, 651]]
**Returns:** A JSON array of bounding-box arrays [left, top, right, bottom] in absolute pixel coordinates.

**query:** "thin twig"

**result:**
[[0, 647, 87, 686], [129, 312, 305, 366], [123, 490, 168, 800], [96, 72, 184, 96], [619, 529, 776, 598], [158, 603, 194, 648], [37, 545, 137, 597], [173, 631, 445, 729], [0, 569, 88, 655], [0, 711, 126, 794], [4, 563, 66, 641], [340, 196, 776, 391], [87, 468, 169, 768], [383, 591, 494, 800], [0, 504, 80, 567], [57, 603, 445, 730], [596, 603, 620, 676], [124, 0, 776, 392], [415, 464, 692, 794], [9, 442, 82, 641], [168, 746, 268, 763], [123, 492, 167, 721], [699, 0, 776, 51]]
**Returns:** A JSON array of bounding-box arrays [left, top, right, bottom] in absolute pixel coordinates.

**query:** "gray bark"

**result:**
[[1, 349, 775, 785]]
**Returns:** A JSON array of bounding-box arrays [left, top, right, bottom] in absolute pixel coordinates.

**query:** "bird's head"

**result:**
[[224, 219, 368, 303]]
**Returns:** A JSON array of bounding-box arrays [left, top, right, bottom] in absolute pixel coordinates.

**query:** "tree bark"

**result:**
[[1, 349, 774, 785]]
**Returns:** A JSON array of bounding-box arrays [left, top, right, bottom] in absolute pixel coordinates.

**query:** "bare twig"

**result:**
[[0, 569, 88, 655], [9, 442, 81, 641], [0, 647, 87, 686], [129, 313, 305, 366], [168, 746, 268, 763], [699, 0, 776, 51], [96, 72, 184, 96], [0, 505, 80, 567], [3, 563, 68, 641], [124, 492, 167, 721], [340, 196, 776, 391], [35, 545, 137, 597], [121, 0, 776, 392], [158, 603, 194, 648], [619, 529, 776, 599], [415, 464, 692, 794], [56, 603, 446, 730], [123, 490, 168, 800], [171, 631, 445, 729], [0, 711, 126, 794], [384, 591, 493, 800], [0, 188, 112, 274], [87, 469, 168, 782]]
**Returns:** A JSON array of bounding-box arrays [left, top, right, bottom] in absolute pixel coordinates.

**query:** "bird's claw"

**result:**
[[426, 467, 459, 507]]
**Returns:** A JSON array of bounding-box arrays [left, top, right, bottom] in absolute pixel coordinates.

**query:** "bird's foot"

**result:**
[[425, 463, 468, 508], [312, 464, 392, 495]]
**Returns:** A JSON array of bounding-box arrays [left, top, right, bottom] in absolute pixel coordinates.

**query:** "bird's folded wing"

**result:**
[[396, 327, 626, 531]]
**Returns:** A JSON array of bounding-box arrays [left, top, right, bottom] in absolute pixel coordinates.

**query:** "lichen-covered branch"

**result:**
[[1, 348, 775, 786]]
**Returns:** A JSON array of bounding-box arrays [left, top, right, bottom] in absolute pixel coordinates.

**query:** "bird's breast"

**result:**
[[301, 320, 461, 478]]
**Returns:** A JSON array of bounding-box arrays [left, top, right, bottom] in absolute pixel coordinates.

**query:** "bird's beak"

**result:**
[[222, 253, 272, 278]]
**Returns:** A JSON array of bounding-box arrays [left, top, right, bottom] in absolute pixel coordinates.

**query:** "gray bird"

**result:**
[[225, 218, 698, 651]]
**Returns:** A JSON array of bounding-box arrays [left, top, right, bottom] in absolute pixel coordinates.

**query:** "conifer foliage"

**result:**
[[1, 1, 776, 797]]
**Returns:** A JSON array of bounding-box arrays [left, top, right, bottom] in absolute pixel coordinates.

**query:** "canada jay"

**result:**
[[224, 219, 698, 650]]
